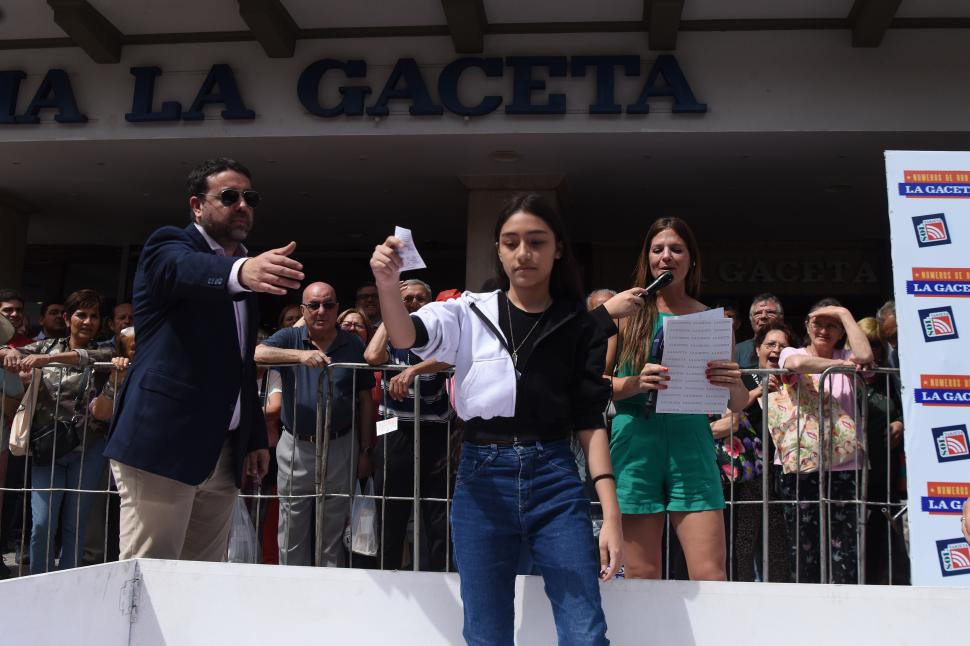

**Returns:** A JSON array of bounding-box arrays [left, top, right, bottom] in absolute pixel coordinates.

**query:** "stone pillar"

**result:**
[[460, 175, 564, 292], [0, 205, 28, 290]]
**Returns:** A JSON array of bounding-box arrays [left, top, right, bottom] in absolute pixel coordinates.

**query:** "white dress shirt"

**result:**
[[194, 223, 250, 431]]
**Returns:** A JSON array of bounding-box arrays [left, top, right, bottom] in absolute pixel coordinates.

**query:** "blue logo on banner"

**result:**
[[933, 424, 970, 462], [937, 537, 970, 576], [921, 496, 966, 514], [912, 214, 952, 247], [906, 268, 970, 297], [919, 306, 959, 342], [900, 183, 970, 197]]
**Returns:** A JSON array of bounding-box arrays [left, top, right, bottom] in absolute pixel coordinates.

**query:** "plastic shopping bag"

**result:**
[[227, 497, 258, 564], [349, 479, 379, 556]]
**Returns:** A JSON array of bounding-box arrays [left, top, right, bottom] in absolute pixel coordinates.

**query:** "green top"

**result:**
[[615, 312, 671, 412]]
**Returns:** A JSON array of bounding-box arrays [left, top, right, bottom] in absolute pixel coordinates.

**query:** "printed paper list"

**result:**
[[656, 311, 733, 415]]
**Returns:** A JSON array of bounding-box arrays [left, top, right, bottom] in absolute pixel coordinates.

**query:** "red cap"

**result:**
[[435, 289, 462, 302]]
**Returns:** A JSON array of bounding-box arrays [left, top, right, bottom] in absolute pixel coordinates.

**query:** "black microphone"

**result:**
[[640, 271, 674, 300], [640, 272, 672, 416], [644, 325, 665, 417], [640, 271, 674, 417]]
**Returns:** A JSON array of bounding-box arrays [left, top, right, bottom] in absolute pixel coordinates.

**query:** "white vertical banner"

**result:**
[[885, 151, 970, 586]]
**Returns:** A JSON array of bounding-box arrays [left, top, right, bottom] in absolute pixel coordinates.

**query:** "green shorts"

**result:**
[[610, 407, 725, 515]]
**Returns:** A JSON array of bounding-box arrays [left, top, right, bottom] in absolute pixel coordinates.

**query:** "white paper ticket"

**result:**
[[376, 417, 399, 436], [394, 226, 427, 271]]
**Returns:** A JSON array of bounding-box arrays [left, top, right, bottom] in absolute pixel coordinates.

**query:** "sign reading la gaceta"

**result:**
[[0, 55, 705, 125]]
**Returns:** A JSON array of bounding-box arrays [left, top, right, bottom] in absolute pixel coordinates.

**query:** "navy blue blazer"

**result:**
[[105, 224, 267, 487]]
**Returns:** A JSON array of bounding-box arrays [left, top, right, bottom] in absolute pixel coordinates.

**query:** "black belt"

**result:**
[[466, 433, 570, 447], [283, 426, 351, 443]]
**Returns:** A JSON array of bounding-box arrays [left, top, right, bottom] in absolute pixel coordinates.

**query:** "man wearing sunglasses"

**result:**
[[255, 282, 376, 567], [105, 157, 305, 563]]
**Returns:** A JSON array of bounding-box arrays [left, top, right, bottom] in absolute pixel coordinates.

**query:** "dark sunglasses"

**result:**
[[303, 301, 337, 311], [199, 188, 261, 208]]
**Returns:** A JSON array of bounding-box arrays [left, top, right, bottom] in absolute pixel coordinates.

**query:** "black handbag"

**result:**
[[30, 367, 91, 465]]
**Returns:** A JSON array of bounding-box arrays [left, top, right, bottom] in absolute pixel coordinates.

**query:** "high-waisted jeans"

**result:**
[[451, 439, 609, 646], [30, 437, 108, 574]]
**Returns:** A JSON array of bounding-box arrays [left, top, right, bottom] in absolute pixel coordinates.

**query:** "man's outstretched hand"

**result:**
[[240, 241, 304, 295]]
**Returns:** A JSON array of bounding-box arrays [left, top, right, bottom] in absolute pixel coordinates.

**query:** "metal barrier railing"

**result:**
[[0, 357, 909, 584], [718, 365, 907, 585], [0, 361, 123, 577], [250, 361, 457, 572]]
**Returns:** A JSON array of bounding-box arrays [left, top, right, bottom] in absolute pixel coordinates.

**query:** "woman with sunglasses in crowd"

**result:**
[[370, 193, 643, 645], [1, 289, 113, 574], [608, 217, 749, 582]]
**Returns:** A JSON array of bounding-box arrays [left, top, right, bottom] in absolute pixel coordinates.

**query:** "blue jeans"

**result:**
[[451, 440, 608, 646], [30, 438, 108, 574]]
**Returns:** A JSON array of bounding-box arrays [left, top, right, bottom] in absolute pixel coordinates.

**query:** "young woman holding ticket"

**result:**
[[370, 194, 644, 646], [608, 217, 748, 581]]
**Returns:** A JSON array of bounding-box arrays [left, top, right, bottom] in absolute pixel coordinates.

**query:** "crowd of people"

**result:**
[[2, 156, 967, 642]]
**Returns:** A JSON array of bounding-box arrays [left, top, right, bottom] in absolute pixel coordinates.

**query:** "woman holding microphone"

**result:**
[[370, 194, 642, 646], [608, 217, 748, 581]]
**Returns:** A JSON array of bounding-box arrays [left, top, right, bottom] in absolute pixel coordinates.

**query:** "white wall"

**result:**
[[0, 560, 135, 646], [1, 559, 968, 645], [0, 29, 968, 144]]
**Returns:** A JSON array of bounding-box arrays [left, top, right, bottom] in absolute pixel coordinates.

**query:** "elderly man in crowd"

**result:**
[[105, 157, 298, 562], [355, 283, 382, 332], [99, 302, 133, 350], [33, 301, 66, 341], [365, 278, 453, 571], [876, 300, 902, 397], [586, 288, 616, 312], [256, 281, 376, 567], [735, 293, 785, 369]]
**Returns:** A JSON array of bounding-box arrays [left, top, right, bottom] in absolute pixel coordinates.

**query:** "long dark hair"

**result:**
[[491, 193, 583, 303], [619, 217, 702, 371]]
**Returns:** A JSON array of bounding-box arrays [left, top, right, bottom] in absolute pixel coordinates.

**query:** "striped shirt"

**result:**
[[378, 347, 452, 422]]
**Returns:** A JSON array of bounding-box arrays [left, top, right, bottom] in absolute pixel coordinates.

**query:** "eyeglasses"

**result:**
[[402, 295, 428, 304], [761, 341, 787, 350], [340, 321, 366, 330], [302, 301, 337, 311], [809, 320, 841, 332], [752, 309, 780, 319], [198, 188, 261, 208]]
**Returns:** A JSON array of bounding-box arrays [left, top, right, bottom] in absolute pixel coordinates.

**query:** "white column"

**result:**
[[460, 175, 563, 292]]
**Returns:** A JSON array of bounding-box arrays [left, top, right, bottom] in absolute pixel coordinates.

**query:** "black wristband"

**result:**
[[591, 473, 616, 485]]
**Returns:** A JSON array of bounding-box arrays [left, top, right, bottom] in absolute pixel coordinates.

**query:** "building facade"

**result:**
[[2, 0, 969, 324]]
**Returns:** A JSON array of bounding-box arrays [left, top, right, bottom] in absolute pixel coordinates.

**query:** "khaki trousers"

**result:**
[[111, 439, 238, 562]]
